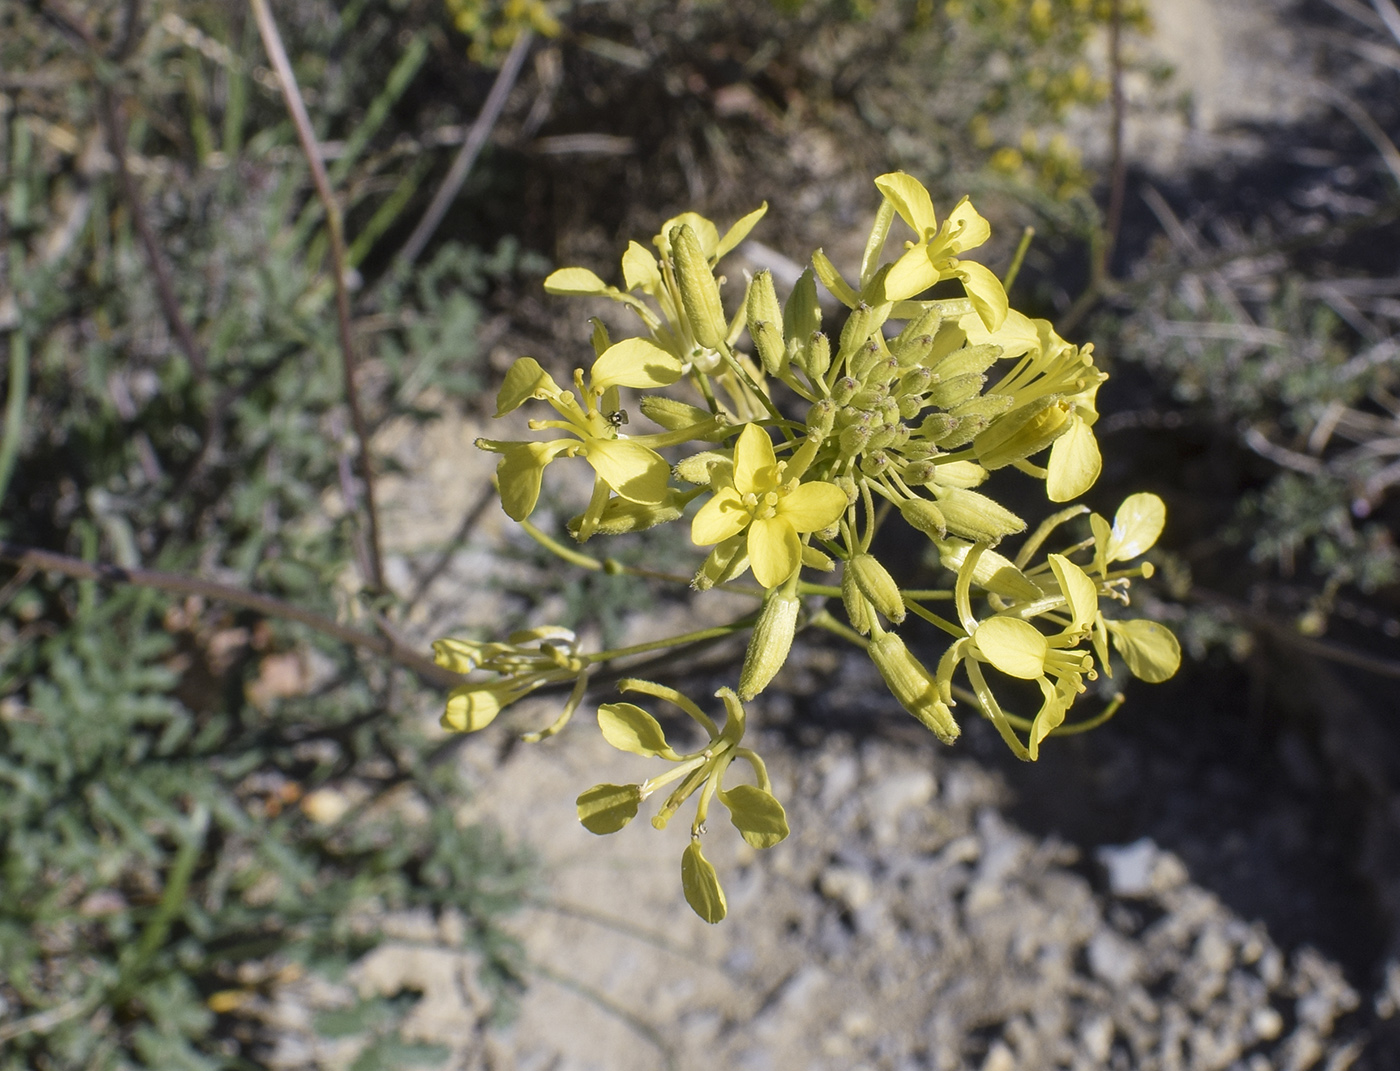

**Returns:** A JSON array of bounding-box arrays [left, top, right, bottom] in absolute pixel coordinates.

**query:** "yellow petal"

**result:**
[[543, 266, 609, 295], [1089, 512, 1113, 577], [974, 616, 1049, 680], [1028, 678, 1067, 761], [621, 241, 661, 291], [732, 423, 779, 496], [748, 516, 801, 588], [720, 784, 789, 849], [776, 480, 848, 533], [1047, 553, 1098, 632], [591, 337, 684, 390], [681, 841, 727, 923], [714, 202, 768, 260], [960, 307, 1040, 360], [495, 356, 559, 416], [496, 440, 572, 521], [577, 783, 642, 834], [1107, 619, 1181, 683], [873, 172, 939, 235], [881, 245, 940, 302], [1046, 413, 1102, 502], [1107, 493, 1167, 561], [691, 487, 749, 546], [952, 260, 1008, 332], [585, 438, 670, 504], [656, 212, 721, 260], [598, 702, 676, 758], [946, 197, 992, 252]]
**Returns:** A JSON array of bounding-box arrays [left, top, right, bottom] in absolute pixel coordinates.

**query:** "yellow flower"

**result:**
[[873, 172, 1008, 331], [478, 341, 686, 539], [690, 423, 848, 588]]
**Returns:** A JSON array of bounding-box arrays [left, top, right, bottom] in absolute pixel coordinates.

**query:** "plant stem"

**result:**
[[0, 540, 459, 688], [251, 0, 385, 593]]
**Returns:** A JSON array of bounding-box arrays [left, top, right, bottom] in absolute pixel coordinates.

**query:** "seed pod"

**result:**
[[670, 223, 728, 350], [747, 270, 787, 375], [739, 588, 801, 699]]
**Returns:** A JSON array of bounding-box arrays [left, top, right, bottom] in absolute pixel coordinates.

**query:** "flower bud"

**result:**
[[747, 270, 787, 375], [838, 301, 890, 365], [739, 589, 801, 699], [806, 398, 836, 439], [859, 450, 891, 477], [673, 450, 729, 486], [442, 682, 518, 732], [841, 567, 875, 635], [900, 498, 947, 539], [866, 423, 898, 452], [848, 341, 889, 384], [839, 423, 872, 456], [640, 395, 715, 432], [831, 376, 860, 408], [918, 413, 960, 443], [901, 460, 937, 486], [868, 631, 960, 744], [925, 372, 985, 409], [890, 306, 942, 365], [670, 223, 727, 350], [802, 331, 832, 381], [848, 553, 905, 624], [897, 366, 932, 398], [433, 638, 482, 675], [932, 486, 1026, 543], [928, 341, 1002, 379], [783, 266, 821, 342], [850, 386, 887, 412]]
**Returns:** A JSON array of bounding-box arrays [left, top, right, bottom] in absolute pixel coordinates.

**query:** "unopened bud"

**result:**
[[739, 589, 801, 699], [832, 376, 860, 407], [929, 341, 1003, 378], [670, 223, 728, 350], [932, 486, 1026, 543], [859, 450, 891, 477], [806, 398, 836, 439], [641, 395, 715, 432], [747, 270, 787, 375], [841, 567, 875, 635], [850, 386, 887, 412], [673, 450, 729, 486], [974, 399, 1069, 470], [867, 631, 960, 744], [848, 553, 905, 623], [839, 423, 872, 456], [917, 413, 960, 444], [783, 266, 822, 342], [925, 372, 985, 409], [442, 682, 518, 733], [891, 307, 942, 365], [900, 498, 947, 539]]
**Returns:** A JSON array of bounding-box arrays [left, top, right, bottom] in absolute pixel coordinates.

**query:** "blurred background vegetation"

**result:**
[[2, 0, 1399, 1066]]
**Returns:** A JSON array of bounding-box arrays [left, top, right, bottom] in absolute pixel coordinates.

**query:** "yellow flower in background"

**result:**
[[690, 423, 848, 588], [873, 172, 1008, 330]]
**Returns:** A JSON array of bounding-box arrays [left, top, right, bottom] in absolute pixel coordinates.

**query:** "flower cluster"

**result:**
[[436, 173, 1181, 921]]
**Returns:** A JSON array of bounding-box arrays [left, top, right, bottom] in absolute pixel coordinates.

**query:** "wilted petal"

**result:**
[[1046, 413, 1102, 502], [776, 480, 848, 533], [681, 840, 727, 923], [691, 486, 750, 545], [586, 438, 671, 504], [748, 515, 801, 588], [974, 616, 1049, 680]]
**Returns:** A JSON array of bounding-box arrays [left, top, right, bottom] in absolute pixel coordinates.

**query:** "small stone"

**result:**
[[1088, 930, 1140, 986], [1252, 1006, 1284, 1041], [820, 865, 876, 912], [981, 1041, 1016, 1071]]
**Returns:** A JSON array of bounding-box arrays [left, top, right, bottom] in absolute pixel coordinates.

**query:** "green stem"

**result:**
[[1002, 225, 1035, 291], [584, 619, 754, 665], [520, 518, 604, 570], [902, 598, 966, 639], [808, 608, 868, 649], [0, 332, 29, 511]]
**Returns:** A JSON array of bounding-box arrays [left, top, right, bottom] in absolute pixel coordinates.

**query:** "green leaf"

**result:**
[[720, 784, 789, 849], [681, 841, 727, 923], [597, 703, 675, 758], [576, 783, 642, 834], [1107, 619, 1181, 683]]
